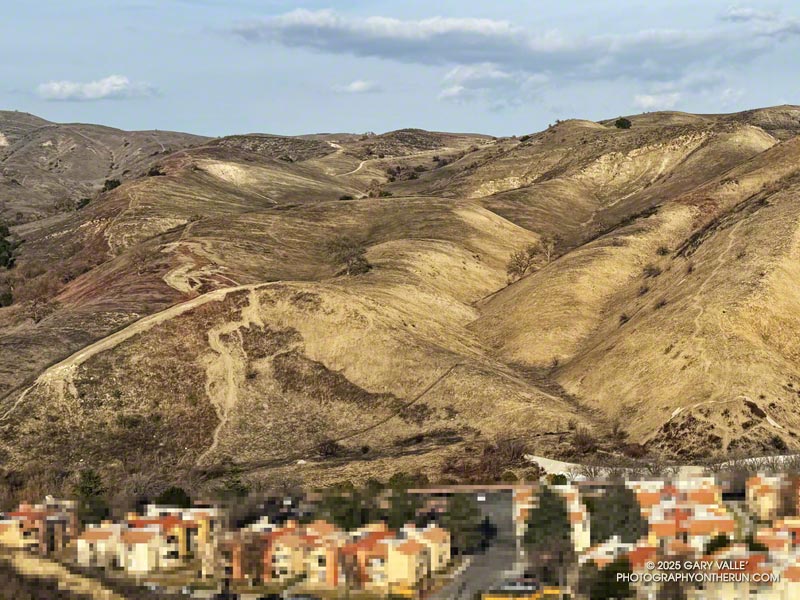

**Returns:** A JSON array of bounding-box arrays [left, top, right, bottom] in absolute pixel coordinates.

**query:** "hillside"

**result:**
[[0, 111, 207, 223], [1, 106, 800, 501]]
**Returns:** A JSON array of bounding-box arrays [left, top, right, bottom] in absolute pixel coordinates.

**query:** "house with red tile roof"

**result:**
[[117, 527, 166, 574], [76, 522, 123, 568], [0, 497, 78, 556]]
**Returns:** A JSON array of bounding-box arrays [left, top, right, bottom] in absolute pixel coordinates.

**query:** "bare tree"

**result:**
[[506, 242, 541, 281], [541, 235, 560, 263]]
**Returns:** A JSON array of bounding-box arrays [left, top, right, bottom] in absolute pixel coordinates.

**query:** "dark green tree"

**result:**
[[704, 533, 731, 555], [524, 486, 574, 587], [589, 484, 648, 544], [614, 117, 632, 129], [385, 487, 421, 530], [155, 486, 192, 508], [74, 469, 109, 524], [317, 483, 380, 530], [580, 557, 634, 599], [439, 494, 483, 555]]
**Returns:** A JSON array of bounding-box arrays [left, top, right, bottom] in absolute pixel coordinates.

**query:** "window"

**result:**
[[318, 556, 326, 566]]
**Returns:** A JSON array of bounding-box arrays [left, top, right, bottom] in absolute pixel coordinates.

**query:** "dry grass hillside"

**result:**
[[0, 110, 206, 223], [1, 106, 800, 500]]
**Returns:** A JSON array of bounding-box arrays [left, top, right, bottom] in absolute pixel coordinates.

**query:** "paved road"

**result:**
[[431, 492, 524, 600], [432, 542, 519, 600]]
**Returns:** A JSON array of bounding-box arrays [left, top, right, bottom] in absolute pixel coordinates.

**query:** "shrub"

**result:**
[[610, 419, 629, 442], [654, 298, 668, 309], [656, 245, 670, 256], [523, 464, 545, 481], [338, 194, 354, 200], [519, 134, 532, 142], [147, 165, 165, 176], [573, 428, 597, 454], [76, 197, 91, 210], [102, 179, 121, 192], [318, 438, 344, 458], [619, 314, 630, 325], [614, 117, 632, 129], [643, 264, 662, 278], [0, 222, 21, 269], [622, 443, 648, 458], [500, 470, 518, 483], [325, 236, 372, 276], [442, 437, 530, 483]]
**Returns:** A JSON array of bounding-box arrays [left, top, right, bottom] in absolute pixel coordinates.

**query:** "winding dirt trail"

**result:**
[[340, 160, 367, 176], [0, 282, 272, 423], [195, 287, 264, 465]]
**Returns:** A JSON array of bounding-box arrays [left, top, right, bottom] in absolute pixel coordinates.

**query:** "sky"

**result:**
[[1, 0, 799, 137]]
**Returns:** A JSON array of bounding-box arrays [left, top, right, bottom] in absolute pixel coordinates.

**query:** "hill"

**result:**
[[0, 110, 207, 223], [1, 106, 799, 502]]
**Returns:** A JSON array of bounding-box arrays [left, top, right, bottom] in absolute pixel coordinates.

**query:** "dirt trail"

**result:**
[[0, 282, 272, 423], [340, 160, 367, 176], [195, 288, 264, 465], [687, 219, 745, 377]]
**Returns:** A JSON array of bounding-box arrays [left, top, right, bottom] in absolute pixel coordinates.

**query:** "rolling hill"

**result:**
[[1, 106, 800, 501]]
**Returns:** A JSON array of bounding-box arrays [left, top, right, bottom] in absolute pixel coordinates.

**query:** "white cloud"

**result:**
[[231, 8, 796, 84], [633, 92, 681, 109], [231, 8, 800, 112], [333, 79, 382, 94], [438, 63, 547, 108], [36, 75, 155, 101], [721, 6, 800, 37], [722, 7, 778, 23]]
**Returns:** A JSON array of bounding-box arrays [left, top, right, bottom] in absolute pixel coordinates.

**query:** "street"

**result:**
[[431, 492, 524, 600]]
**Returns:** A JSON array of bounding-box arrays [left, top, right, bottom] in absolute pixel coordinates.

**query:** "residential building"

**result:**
[[265, 530, 306, 582], [384, 537, 429, 593], [216, 530, 267, 583], [747, 474, 784, 522], [305, 539, 342, 588], [402, 524, 451, 572], [117, 527, 165, 574], [76, 522, 123, 568], [0, 498, 78, 555]]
